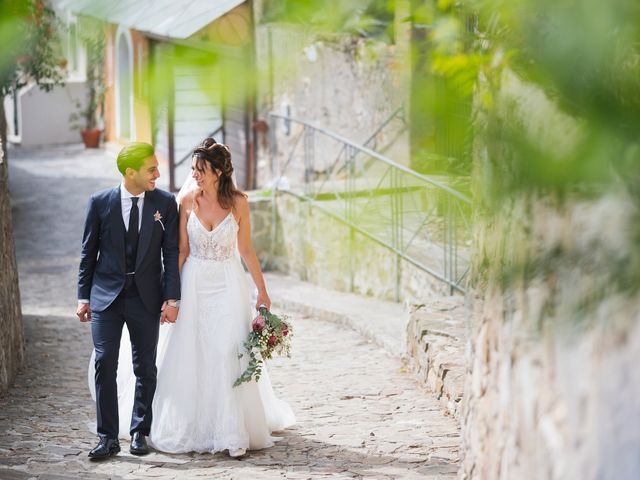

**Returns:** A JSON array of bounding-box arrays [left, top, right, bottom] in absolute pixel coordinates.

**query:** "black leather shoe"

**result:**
[[130, 432, 150, 455], [88, 437, 120, 460]]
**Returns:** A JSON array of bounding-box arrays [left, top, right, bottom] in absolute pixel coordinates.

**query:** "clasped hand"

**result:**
[[161, 301, 179, 324]]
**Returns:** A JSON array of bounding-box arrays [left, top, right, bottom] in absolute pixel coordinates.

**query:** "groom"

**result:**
[[76, 142, 180, 459]]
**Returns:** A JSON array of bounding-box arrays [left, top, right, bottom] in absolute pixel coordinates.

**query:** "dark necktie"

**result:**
[[127, 197, 139, 271]]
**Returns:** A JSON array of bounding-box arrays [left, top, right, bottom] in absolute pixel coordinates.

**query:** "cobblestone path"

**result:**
[[0, 146, 460, 479]]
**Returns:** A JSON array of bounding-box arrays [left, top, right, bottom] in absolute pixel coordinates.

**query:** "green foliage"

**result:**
[[410, 0, 640, 195], [262, 0, 395, 42], [443, 0, 640, 303], [409, 1, 481, 175], [466, 0, 640, 197], [0, 0, 65, 96]]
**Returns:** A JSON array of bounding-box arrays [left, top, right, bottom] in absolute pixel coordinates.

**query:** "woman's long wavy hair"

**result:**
[[192, 138, 246, 210]]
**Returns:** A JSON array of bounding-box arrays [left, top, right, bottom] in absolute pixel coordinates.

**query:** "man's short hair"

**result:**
[[117, 142, 154, 175]]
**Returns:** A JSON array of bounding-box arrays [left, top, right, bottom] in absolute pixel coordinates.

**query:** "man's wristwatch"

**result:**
[[166, 300, 180, 308]]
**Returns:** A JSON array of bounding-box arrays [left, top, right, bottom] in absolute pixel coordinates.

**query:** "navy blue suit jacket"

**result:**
[[78, 186, 180, 313]]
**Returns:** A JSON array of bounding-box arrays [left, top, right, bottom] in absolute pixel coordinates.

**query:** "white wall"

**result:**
[[4, 94, 18, 141], [9, 80, 88, 147]]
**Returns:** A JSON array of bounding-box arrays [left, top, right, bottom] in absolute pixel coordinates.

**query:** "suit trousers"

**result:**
[[91, 281, 160, 439]]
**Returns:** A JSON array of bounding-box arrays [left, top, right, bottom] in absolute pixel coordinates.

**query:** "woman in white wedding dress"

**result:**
[[89, 138, 295, 457]]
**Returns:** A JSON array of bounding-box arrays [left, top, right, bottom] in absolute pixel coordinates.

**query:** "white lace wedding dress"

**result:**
[[88, 209, 295, 453]]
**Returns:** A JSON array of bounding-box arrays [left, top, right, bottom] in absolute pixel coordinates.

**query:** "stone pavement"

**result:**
[[265, 273, 408, 358], [1, 145, 460, 479]]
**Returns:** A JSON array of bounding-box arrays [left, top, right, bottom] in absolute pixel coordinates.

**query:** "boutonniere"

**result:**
[[154, 210, 165, 231]]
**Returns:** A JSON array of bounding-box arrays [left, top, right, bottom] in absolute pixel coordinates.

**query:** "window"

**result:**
[[116, 28, 134, 140], [63, 12, 86, 80]]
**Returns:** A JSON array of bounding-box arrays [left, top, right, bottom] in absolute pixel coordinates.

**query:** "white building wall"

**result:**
[[9, 81, 88, 147]]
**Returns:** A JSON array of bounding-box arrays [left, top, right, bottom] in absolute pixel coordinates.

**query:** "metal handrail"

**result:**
[[330, 105, 406, 180], [280, 188, 460, 287], [170, 125, 225, 191], [169, 125, 224, 192], [362, 105, 406, 150], [173, 125, 224, 168], [174, 125, 224, 168], [269, 112, 470, 203], [268, 113, 471, 296]]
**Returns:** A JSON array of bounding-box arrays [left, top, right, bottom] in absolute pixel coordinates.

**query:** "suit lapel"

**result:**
[[136, 190, 155, 268], [108, 186, 126, 271]]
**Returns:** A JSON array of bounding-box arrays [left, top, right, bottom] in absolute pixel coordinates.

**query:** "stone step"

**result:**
[[405, 297, 468, 421]]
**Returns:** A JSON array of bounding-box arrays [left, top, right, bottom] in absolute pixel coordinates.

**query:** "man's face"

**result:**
[[129, 155, 160, 192]]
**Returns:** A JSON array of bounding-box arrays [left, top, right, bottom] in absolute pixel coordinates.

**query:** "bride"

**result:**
[[89, 138, 295, 457]]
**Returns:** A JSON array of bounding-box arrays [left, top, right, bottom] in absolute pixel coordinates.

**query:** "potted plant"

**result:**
[[69, 22, 105, 148]]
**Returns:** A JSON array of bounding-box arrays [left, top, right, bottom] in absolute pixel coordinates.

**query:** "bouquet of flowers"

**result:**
[[233, 306, 292, 387]]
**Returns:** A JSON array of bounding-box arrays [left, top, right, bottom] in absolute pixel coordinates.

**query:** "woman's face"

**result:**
[[191, 157, 219, 189]]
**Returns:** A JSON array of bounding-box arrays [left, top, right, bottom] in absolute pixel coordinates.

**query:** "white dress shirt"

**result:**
[[121, 183, 145, 231]]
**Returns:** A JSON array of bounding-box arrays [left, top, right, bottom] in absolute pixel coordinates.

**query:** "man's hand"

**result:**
[[77, 302, 91, 322], [160, 301, 179, 324]]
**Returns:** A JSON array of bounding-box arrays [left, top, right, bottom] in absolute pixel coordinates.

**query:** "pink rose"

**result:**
[[267, 335, 277, 347], [281, 323, 289, 337], [252, 315, 266, 332]]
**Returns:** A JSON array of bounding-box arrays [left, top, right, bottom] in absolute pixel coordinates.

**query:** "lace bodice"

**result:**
[[187, 212, 239, 262]]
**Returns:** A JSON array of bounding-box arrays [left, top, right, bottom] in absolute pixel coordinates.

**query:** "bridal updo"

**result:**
[[192, 137, 246, 209]]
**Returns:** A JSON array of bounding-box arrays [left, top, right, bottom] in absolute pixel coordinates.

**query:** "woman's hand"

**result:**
[[256, 291, 271, 311]]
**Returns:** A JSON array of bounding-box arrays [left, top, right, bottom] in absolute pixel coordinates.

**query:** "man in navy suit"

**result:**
[[76, 142, 180, 459]]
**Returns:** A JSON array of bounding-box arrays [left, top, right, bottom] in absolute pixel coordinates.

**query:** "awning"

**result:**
[[55, 0, 246, 40]]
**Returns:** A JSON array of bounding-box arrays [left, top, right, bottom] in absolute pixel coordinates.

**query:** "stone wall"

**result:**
[[460, 71, 640, 479], [405, 297, 467, 420], [247, 193, 273, 266], [0, 141, 24, 395], [254, 23, 409, 188], [461, 194, 640, 480]]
